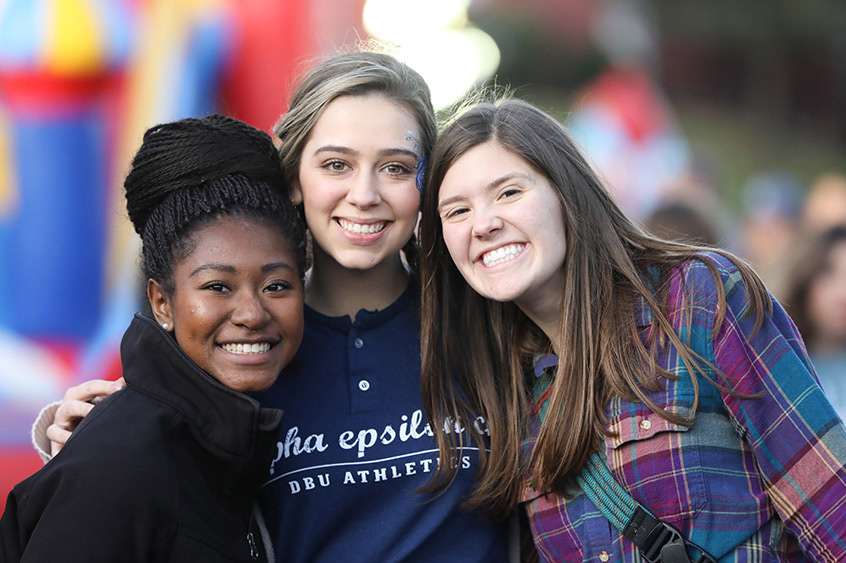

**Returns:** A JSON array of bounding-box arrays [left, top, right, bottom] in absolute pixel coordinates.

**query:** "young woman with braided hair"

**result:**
[[1, 114, 307, 561]]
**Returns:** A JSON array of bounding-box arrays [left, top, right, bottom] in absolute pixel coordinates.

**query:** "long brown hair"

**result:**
[[418, 98, 770, 518]]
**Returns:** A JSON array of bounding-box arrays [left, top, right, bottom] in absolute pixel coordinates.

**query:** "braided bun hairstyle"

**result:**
[[124, 114, 306, 294]]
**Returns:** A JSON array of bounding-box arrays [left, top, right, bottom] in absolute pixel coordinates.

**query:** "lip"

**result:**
[[476, 243, 527, 269], [335, 217, 392, 243]]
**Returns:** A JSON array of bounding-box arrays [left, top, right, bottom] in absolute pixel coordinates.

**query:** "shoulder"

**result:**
[[50, 390, 178, 492], [659, 251, 763, 337], [10, 420, 177, 541], [7, 424, 178, 558], [674, 251, 740, 289], [668, 251, 757, 309]]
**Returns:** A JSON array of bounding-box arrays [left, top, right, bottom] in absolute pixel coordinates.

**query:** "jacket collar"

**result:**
[[120, 313, 283, 470]]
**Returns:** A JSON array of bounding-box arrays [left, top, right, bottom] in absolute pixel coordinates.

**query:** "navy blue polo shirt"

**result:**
[[254, 282, 509, 562]]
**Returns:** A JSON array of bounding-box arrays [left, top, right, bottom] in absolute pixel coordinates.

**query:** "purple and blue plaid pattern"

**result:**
[[524, 253, 846, 562]]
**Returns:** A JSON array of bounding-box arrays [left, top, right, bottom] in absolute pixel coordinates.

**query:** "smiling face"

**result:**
[[149, 216, 304, 393], [437, 141, 568, 317], [293, 94, 423, 271]]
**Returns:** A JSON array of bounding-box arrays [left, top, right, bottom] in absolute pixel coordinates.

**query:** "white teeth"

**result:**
[[221, 343, 271, 355], [338, 219, 386, 234], [482, 244, 525, 267]]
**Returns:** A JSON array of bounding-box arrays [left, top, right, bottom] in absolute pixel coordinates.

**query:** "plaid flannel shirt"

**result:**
[[524, 252, 846, 562]]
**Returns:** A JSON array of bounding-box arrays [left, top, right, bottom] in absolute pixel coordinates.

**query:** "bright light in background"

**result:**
[[363, 0, 499, 110], [364, 0, 470, 41]]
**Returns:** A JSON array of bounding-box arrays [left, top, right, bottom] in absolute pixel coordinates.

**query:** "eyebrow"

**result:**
[[379, 148, 420, 160], [312, 145, 420, 160], [189, 262, 297, 277], [263, 262, 297, 274], [313, 145, 354, 156], [438, 172, 532, 210]]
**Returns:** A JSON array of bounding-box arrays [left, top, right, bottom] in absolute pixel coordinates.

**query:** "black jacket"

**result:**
[[1, 314, 283, 562]]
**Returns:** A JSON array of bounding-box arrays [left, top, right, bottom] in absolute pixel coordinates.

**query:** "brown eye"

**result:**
[[203, 282, 230, 293], [265, 281, 292, 292], [446, 207, 469, 220], [325, 161, 349, 172], [383, 163, 412, 175]]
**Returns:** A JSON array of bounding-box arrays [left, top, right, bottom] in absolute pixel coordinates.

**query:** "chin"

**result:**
[[233, 379, 278, 394], [217, 371, 281, 394], [337, 253, 390, 270]]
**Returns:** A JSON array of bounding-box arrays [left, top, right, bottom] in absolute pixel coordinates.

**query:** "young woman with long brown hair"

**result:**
[[419, 97, 846, 561]]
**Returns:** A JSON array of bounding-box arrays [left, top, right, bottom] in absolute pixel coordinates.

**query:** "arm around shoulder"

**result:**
[[31, 378, 125, 460]]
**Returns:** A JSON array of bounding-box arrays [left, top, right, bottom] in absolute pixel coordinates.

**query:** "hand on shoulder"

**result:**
[[45, 378, 125, 457]]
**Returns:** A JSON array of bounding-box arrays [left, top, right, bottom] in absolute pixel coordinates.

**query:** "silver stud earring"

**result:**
[[162, 323, 169, 331]]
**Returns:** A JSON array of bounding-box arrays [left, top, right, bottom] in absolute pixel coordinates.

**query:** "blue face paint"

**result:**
[[415, 154, 426, 194], [407, 135, 425, 194]]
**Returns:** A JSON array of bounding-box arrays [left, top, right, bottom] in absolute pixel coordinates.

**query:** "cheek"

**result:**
[[284, 307, 305, 335], [173, 303, 215, 341], [270, 297, 305, 333], [391, 189, 422, 224], [535, 199, 565, 231], [441, 225, 468, 265], [298, 174, 339, 210]]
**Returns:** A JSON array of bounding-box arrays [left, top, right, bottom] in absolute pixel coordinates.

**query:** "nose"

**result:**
[[230, 291, 271, 329], [345, 170, 382, 209], [471, 208, 503, 239]]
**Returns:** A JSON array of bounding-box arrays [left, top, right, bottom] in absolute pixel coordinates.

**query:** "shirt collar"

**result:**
[[533, 353, 559, 377]]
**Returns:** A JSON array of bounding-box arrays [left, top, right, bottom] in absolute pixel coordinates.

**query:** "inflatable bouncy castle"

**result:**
[[0, 0, 364, 498]]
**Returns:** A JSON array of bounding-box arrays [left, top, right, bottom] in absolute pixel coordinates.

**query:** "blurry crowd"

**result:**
[[641, 168, 846, 418], [557, 54, 846, 421]]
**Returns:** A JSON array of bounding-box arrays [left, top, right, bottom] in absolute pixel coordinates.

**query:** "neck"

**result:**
[[517, 293, 564, 356], [305, 247, 411, 320]]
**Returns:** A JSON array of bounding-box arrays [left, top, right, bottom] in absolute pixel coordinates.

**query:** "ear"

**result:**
[[290, 179, 304, 206], [147, 279, 174, 332]]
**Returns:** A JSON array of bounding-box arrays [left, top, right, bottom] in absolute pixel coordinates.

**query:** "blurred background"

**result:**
[[1, 0, 844, 499]]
